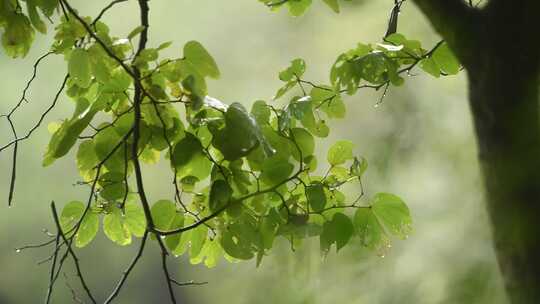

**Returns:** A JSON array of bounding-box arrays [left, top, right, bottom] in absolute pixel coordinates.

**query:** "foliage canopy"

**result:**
[[0, 0, 462, 302]]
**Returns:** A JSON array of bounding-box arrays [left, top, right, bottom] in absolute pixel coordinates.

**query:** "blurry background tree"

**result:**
[[4, 0, 538, 303]]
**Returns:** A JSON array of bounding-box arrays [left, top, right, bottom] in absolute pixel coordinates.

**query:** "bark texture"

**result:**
[[413, 0, 540, 303]]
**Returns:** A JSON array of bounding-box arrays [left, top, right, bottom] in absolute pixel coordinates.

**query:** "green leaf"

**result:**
[[358, 52, 397, 85], [93, 126, 126, 173], [420, 57, 440, 78], [102, 67, 132, 92], [290, 127, 314, 160], [279, 58, 306, 82], [323, 0, 340, 13], [432, 42, 460, 75], [190, 225, 208, 258], [59, 201, 99, 248], [43, 99, 99, 166], [212, 103, 258, 160], [76, 140, 99, 177], [104, 209, 132, 246], [1, 13, 35, 58], [300, 106, 330, 137], [251, 100, 271, 125], [260, 212, 280, 250], [327, 140, 354, 165], [157, 41, 173, 51], [127, 25, 145, 40], [220, 218, 260, 260], [172, 217, 194, 256], [99, 172, 127, 201], [273, 81, 296, 100], [76, 212, 99, 248], [68, 48, 92, 88], [354, 207, 388, 250], [124, 202, 146, 237], [183, 40, 220, 79], [332, 213, 354, 250], [320, 212, 354, 254], [135, 48, 158, 65], [60, 201, 84, 236], [212, 102, 274, 160], [310, 86, 345, 119], [306, 182, 326, 212], [371, 193, 412, 239], [287, 0, 312, 16], [180, 63, 207, 98], [171, 133, 212, 181], [26, 0, 47, 33], [221, 230, 254, 260], [196, 239, 222, 268], [150, 200, 185, 249], [260, 156, 294, 186], [142, 102, 178, 129], [36, 0, 58, 16], [234, 216, 263, 249], [385, 33, 423, 57], [350, 156, 368, 177], [209, 180, 232, 212], [165, 213, 185, 250], [289, 96, 311, 120], [151, 200, 177, 231]]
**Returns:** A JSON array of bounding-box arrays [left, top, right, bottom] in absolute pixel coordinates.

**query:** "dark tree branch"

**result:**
[[384, 0, 405, 38], [157, 238, 177, 304], [104, 230, 149, 304]]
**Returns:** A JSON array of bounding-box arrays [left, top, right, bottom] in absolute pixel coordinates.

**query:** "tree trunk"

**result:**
[[412, 0, 540, 302], [466, 2, 540, 302]]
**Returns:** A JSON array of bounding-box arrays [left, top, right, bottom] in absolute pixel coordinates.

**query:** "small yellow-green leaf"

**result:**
[[104, 209, 131, 246], [432, 42, 460, 75], [68, 48, 92, 88], [371, 193, 412, 239], [323, 0, 340, 13], [151, 200, 176, 231], [306, 182, 326, 212], [327, 140, 354, 165], [184, 40, 220, 79]]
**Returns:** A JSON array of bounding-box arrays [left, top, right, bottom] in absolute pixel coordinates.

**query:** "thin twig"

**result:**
[[91, 0, 129, 26], [104, 230, 149, 303], [50, 202, 97, 304]]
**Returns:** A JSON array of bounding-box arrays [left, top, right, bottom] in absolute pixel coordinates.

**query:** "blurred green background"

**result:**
[[0, 1, 508, 303]]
